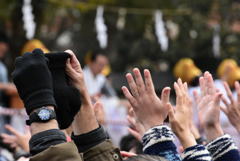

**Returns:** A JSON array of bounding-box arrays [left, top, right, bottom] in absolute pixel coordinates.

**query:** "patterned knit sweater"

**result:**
[[142, 125, 240, 161]]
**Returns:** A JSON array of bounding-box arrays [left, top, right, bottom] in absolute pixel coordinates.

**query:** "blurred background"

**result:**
[[1, 0, 240, 93], [0, 1, 240, 159]]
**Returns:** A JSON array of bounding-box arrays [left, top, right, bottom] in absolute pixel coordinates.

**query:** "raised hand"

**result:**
[[221, 81, 240, 133], [1, 125, 31, 152], [122, 68, 171, 131], [127, 107, 145, 141], [194, 72, 224, 141], [65, 50, 98, 135], [168, 79, 197, 149]]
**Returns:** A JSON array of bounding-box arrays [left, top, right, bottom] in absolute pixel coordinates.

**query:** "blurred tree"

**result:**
[[0, 0, 239, 75]]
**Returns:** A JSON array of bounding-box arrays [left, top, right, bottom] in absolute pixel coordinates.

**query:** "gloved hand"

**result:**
[[45, 52, 81, 129], [12, 49, 56, 115]]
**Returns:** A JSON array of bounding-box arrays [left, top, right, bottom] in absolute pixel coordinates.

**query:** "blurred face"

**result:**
[[0, 42, 8, 58], [90, 55, 108, 76]]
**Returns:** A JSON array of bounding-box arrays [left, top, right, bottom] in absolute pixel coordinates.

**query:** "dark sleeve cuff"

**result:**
[[71, 125, 107, 152], [29, 129, 66, 156]]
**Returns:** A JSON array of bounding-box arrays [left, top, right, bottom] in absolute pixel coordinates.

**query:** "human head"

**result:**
[[217, 59, 240, 87], [21, 39, 49, 55], [217, 59, 238, 79], [0, 32, 9, 59], [125, 154, 167, 161], [120, 134, 143, 154], [173, 58, 202, 85], [88, 51, 108, 76]]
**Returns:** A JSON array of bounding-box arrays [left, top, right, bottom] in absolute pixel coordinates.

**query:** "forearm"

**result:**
[[72, 126, 106, 152], [29, 106, 67, 155], [72, 107, 99, 135], [72, 125, 122, 161], [234, 124, 240, 134], [30, 142, 81, 161], [204, 124, 224, 142]]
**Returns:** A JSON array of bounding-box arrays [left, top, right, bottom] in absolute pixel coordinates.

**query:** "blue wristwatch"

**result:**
[[26, 107, 56, 125]]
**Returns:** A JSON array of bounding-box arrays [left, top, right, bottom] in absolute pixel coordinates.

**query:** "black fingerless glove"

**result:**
[[45, 52, 81, 129], [12, 49, 56, 115]]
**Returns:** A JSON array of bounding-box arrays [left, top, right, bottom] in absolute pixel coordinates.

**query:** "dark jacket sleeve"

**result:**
[[30, 142, 82, 161], [206, 134, 240, 161], [83, 140, 122, 161], [72, 125, 122, 161]]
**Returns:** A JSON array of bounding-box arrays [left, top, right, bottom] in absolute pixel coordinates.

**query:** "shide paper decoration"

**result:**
[[154, 10, 168, 52], [22, 0, 36, 40], [95, 6, 108, 49]]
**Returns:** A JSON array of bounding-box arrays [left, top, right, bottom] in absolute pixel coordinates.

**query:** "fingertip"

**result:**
[[64, 49, 73, 54], [133, 67, 139, 72], [121, 86, 126, 90], [125, 73, 131, 78], [144, 69, 150, 75], [174, 82, 178, 88], [177, 78, 182, 83]]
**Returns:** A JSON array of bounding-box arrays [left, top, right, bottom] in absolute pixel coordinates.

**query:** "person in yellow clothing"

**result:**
[[21, 39, 49, 55], [214, 59, 240, 148], [173, 58, 203, 144], [217, 59, 240, 88], [173, 58, 202, 86]]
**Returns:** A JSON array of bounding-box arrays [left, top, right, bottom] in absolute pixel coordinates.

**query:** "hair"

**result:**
[[120, 134, 143, 154], [89, 49, 106, 62], [125, 154, 167, 161], [0, 31, 9, 44]]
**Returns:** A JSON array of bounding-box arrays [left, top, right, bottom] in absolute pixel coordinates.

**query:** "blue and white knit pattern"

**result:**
[[206, 134, 238, 161], [182, 144, 212, 161], [142, 125, 174, 151]]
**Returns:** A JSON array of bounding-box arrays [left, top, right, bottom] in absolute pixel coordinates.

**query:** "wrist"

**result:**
[[235, 125, 240, 134], [72, 108, 99, 135], [178, 131, 197, 149], [205, 124, 224, 142], [143, 120, 164, 131]]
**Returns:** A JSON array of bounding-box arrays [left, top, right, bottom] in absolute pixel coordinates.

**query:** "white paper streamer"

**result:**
[[213, 25, 221, 57], [22, 0, 36, 40], [95, 6, 108, 49], [154, 10, 168, 52]]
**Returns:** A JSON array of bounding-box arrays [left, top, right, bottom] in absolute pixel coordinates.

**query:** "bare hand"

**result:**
[[127, 108, 145, 141], [221, 81, 240, 133], [194, 72, 223, 141], [1, 125, 31, 152], [168, 79, 196, 149], [122, 68, 171, 130], [65, 50, 98, 135]]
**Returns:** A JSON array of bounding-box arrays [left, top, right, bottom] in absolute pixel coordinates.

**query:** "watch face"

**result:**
[[38, 109, 51, 120]]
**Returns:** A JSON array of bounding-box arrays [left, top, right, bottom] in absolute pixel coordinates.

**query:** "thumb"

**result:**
[[213, 92, 222, 108], [5, 125, 20, 137], [93, 101, 103, 111], [66, 58, 77, 76], [167, 103, 175, 122], [193, 90, 199, 103]]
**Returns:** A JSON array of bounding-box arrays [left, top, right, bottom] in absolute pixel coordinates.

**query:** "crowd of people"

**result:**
[[0, 32, 239, 160]]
